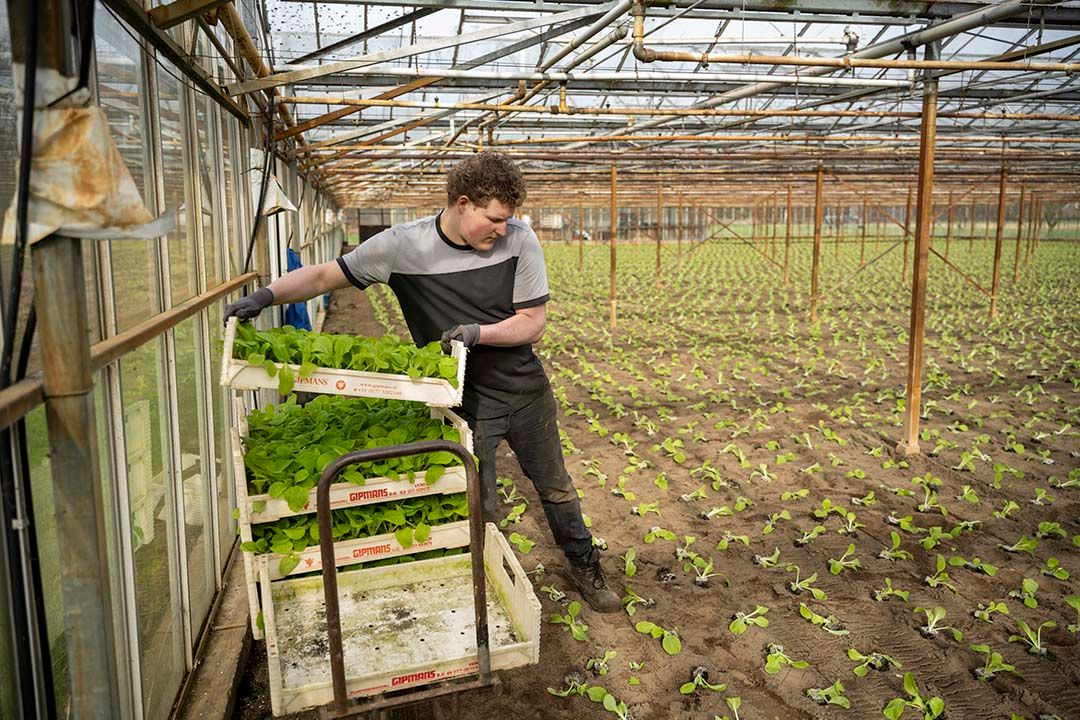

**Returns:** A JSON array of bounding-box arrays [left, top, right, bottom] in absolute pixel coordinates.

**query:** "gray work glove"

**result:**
[[224, 287, 274, 322], [440, 323, 480, 354]]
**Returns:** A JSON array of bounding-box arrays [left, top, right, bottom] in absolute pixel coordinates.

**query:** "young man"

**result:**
[[225, 151, 620, 613]]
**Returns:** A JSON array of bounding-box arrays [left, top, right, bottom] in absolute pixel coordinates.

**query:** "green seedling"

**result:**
[[813, 498, 846, 519], [634, 620, 682, 655], [799, 603, 848, 635], [621, 586, 655, 617], [729, 606, 769, 635], [883, 672, 944, 720], [972, 600, 1009, 623], [1032, 488, 1054, 506], [794, 525, 827, 547], [679, 485, 708, 503], [951, 555, 998, 577], [781, 488, 809, 502], [689, 556, 724, 587], [969, 644, 1021, 682], [924, 555, 957, 593], [852, 490, 876, 506], [998, 535, 1039, 556], [1035, 521, 1066, 539], [540, 585, 567, 602], [1009, 578, 1040, 609], [880, 532, 913, 561], [872, 578, 910, 603], [1008, 618, 1056, 657], [787, 565, 828, 600], [715, 695, 743, 720], [919, 525, 959, 551], [675, 535, 698, 562], [992, 500, 1021, 520], [550, 601, 589, 641], [752, 547, 784, 568], [643, 526, 677, 544], [547, 671, 587, 698], [887, 514, 926, 535], [762, 509, 791, 535], [715, 533, 750, 551], [839, 512, 865, 536], [631, 501, 661, 517], [805, 680, 851, 709], [586, 650, 617, 677], [914, 606, 962, 642], [586, 684, 631, 719], [700, 505, 734, 520], [828, 544, 861, 575], [679, 666, 726, 695], [764, 643, 809, 675], [847, 647, 901, 677], [1065, 595, 1080, 634], [956, 485, 979, 504], [508, 532, 535, 554], [498, 476, 524, 503], [912, 473, 947, 515], [621, 548, 637, 578], [500, 502, 527, 527]]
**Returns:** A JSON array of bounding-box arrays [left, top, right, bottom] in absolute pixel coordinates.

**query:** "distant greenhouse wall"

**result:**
[[0, 1, 345, 716]]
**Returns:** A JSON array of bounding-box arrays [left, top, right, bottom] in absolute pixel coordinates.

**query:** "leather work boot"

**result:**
[[561, 548, 622, 613]]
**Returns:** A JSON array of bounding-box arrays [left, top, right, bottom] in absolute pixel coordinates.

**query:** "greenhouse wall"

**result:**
[[0, 1, 344, 716]]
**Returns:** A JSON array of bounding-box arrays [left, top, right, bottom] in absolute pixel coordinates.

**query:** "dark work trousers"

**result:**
[[461, 388, 594, 564]]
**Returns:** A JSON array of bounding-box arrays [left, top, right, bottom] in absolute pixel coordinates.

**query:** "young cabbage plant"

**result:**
[[969, 644, 1021, 682], [621, 586, 655, 617], [882, 672, 945, 720], [873, 580, 911, 604], [586, 650, 618, 677], [729, 606, 770, 636], [799, 603, 848, 636], [551, 601, 589, 641], [794, 525, 827, 547], [805, 680, 851, 709], [952, 555, 998, 577], [762, 509, 791, 535], [1009, 578, 1040, 609], [847, 647, 901, 677], [752, 547, 785, 569], [763, 643, 809, 675], [838, 511, 865, 536], [879, 531, 913, 561], [621, 548, 637, 578], [540, 585, 567, 602], [997, 535, 1039, 556], [924, 555, 958, 593], [851, 490, 876, 507], [1008, 618, 1056, 657], [631, 501, 661, 517], [828, 544, 862, 575], [1066, 595, 1080, 634], [508, 532, 536, 554], [1035, 521, 1067, 539], [643, 526, 677, 544], [715, 533, 750, 551], [679, 666, 727, 695], [787, 565, 828, 600], [634, 620, 682, 655], [914, 606, 963, 642], [972, 600, 1010, 624]]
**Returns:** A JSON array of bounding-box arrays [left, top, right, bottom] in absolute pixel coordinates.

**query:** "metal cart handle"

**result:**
[[316, 440, 489, 714]]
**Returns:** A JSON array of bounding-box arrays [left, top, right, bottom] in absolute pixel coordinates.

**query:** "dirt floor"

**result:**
[[234, 239, 1079, 720]]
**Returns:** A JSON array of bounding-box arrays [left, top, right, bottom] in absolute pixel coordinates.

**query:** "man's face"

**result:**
[[456, 197, 514, 251]]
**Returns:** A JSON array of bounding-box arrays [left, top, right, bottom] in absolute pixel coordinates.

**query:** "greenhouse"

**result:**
[[0, 0, 1077, 718]]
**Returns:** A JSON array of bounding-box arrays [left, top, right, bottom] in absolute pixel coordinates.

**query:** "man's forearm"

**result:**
[[477, 312, 544, 347], [266, 262, 336, 304]]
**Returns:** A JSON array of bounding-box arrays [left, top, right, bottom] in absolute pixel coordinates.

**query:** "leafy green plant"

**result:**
[[828, 543, 861, 575], [813, 498, 846, 519], [729, 605, 769, 635], [643, 526, 677, 544], [914, 606, 962, 642], [762, 509, 791, 535], [872, 578, 910, 603], [621, 586, 655, 617], [972, 600, 1009, 623], [508, 532, 535, 554], [764, 643, 809, 675], [715, 533, 750, 551], [551, 601, 589, 641], [540, 585, 566, 602], [634, 620, 682, 654], [883, 672, 944, 720], [1008, 618, 1056, 656], [851, 490, 876, 507], [997, 535, 1039, 556], [848, 647, 901, 677], [799, 603, 848, 636], [1035, 521, 1066, 539], [969, 644, 1021, 682], [1009, 578, 1040, 608], [923, 555, 958, 593], [621, 548, 637, 578], [879, 532, 913, 561], [838, 512, 865, 536], [794, 525, 827, 546], [752, 547, 784, 568], [1065, 595, 1080, 634], [950, 555, 998, 577], [679, 666, 727, 694], [992, 500, 1021, 520], [805, 680, 851, 709], [586, 650, 617, 677], [955, 485, 979, 504], [787, 565, 828, 600]]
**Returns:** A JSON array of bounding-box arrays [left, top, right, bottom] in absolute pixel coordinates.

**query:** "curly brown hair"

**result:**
[[445, 151, 528, 209]]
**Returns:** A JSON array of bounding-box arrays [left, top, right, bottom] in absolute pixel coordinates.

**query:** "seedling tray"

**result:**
[[221, 317, 467, 407], [260, 524, 540, 717]]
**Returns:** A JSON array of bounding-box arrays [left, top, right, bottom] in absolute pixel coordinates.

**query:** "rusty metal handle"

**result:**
[[316, 440, 489, 713]]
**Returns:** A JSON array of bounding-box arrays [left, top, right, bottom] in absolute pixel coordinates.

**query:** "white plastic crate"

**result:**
[[260, 524, 541, 716], [221, 317, 467, 407], [231, 392, 474, 637]]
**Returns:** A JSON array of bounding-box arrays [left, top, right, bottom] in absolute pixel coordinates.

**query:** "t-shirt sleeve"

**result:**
[[512, 231, 550, 309], [336, 228, 396, 289]]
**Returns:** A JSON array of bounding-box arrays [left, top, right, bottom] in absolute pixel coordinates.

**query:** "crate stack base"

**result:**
[[261, 524, 540, 716]]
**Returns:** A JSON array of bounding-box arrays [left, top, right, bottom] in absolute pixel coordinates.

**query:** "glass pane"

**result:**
[[122, 338, 184, 718], [173, 315, 214, 633], [221, 114, 237, 279], [206, 301, 235, 559], [193, 46, 223, 290], [157, 64, 198, 306], [96, 8, 159, 332]]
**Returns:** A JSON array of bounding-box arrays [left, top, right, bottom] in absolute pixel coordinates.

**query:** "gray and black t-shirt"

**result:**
[[337, 213, 550, 419]]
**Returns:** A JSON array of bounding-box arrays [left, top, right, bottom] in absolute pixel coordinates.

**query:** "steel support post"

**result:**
[[578, 194, 584, 272], [784, 184, 792, 285], [897, 56, 939, 456], [677, 191, 683, 271], [32, 236, 121, 716], [902, 185, 913, 285], [860, 196, 868, 266], [945, 191, 954, 260], [969, 197, 976, 252], [609, 165, 617, 331], [1012, 182, 1026, 283], [989, 166, 1008, 319], [771, 192, 778, 260], [810, 165, 824, 323], [655, 185, 662, 288]]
